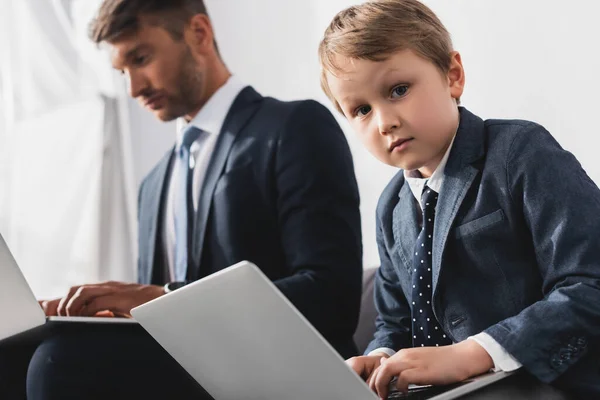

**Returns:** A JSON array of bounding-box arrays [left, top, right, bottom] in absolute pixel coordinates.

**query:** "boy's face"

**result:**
[[326, 49, 465, 177]]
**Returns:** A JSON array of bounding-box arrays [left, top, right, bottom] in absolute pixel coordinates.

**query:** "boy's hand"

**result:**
[[346, 353, 391, 382], [370, 340, 494, 399]]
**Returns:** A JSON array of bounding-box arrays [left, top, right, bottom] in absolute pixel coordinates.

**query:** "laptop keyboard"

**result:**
[[387, 389, 435, 399], [387, 388, 436, 399], [386, 381, 468, 399]]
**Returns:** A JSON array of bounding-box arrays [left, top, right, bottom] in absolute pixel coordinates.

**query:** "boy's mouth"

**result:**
[[389, 138, 413, 152]]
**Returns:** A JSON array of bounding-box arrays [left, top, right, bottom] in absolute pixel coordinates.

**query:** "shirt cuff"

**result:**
[[368, 347, 396, 357], [469, 333, 522, 372]]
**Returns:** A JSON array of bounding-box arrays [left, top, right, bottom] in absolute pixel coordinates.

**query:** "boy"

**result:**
[[319, 0, 600, 398], [0, 1, 363, 399]]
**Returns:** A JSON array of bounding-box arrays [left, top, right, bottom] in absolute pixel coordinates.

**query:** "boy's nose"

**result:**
[[376, 106, 402, 135], [378, 116, 400, 135]]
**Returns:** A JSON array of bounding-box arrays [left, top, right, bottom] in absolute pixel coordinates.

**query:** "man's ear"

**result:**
[[186, 14, 215, 55]]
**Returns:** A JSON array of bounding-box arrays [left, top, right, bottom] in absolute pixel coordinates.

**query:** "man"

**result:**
[[1, 0, 363, 398]]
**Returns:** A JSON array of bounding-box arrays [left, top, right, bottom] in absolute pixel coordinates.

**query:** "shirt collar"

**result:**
[[404, 133, 457, 201], [175, 75, 247, 149]]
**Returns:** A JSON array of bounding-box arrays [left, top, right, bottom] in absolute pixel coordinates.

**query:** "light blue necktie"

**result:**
[[174, 126, 203, 282]]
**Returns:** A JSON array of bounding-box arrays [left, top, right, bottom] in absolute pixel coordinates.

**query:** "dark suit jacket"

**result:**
[[368, 107, 600, 396], [137, 87, 363, 358]]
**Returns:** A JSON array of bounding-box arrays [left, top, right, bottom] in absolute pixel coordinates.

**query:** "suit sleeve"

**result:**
[[272, 100, 363, 351], [484, 124, 600, 382], [365, 213, 413, 354]]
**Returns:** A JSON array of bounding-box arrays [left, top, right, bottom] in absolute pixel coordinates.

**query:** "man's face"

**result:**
[[326, 49, 464, 177], [110, 23, 205, 122]]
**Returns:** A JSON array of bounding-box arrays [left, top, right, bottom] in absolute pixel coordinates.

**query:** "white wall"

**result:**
[[130, 0, 600, 269]]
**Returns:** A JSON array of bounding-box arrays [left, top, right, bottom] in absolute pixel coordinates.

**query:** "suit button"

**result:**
[[551, 357, 563, 368], [558, 347, 571, 362], [450, 316, 466, 327]]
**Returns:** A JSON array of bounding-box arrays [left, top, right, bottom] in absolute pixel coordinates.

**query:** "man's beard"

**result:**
[[159, 47, 204, 121]]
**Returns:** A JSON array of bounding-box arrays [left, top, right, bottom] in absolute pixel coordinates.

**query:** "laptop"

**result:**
[[131, 261, 514, 399], [0, 232, 137, 345]]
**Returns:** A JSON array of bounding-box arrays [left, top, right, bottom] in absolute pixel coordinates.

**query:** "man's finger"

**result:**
[[80, 293, 131, 318], [99, 281, 128, 287], [93, 310, 115, 318], [56, 286, 84, 316], [65, 286, 118, 316], [41, 299, 60, 316]]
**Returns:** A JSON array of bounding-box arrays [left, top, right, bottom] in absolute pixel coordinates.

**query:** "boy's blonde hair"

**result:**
[[319, 0, 455, 114]]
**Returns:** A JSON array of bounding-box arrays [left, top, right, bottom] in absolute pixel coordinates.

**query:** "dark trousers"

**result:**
[[1, 324, 212, 400], [0, 342, 37, 399]]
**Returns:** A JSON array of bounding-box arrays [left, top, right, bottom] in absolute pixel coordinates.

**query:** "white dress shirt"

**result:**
[[162, 75, 247, 282], [369, 135, 522, 372]]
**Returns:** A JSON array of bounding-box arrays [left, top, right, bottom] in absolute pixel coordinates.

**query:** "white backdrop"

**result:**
[[3, 1, 600, 297], [0, 0, 136, 298], [133, 0, 600, 268]]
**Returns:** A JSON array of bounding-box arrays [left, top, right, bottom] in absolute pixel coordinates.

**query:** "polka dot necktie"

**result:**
[[411, 186, 451, 347]]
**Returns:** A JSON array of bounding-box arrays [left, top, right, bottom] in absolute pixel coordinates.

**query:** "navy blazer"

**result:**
[[368, 107, 600, 396], [137, 87, 363, 359]]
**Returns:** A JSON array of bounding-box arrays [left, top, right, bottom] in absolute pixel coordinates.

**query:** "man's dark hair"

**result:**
[[89, 0, 210, 44]]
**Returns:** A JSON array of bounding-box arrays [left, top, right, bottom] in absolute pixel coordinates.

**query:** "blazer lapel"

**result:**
[[140, 149, 174, 284], [432, 108, 486, 294], [393, 180, 420, 275], [190, 87, 262, 275]]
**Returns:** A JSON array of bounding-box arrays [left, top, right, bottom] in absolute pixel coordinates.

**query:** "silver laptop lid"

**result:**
[[132, 261, 378, 400], [0, 233, 46, 341]]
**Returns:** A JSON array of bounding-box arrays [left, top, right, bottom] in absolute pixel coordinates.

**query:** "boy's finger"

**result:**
[[366, 365, 379, 387], [395, 369, 423, 393], [373, 360, 409, 398], [345, 357, 363, 376]]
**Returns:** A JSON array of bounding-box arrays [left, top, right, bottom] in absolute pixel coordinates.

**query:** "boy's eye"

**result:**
[[391, 85, 409, 98], [355, 105, 372, 117]]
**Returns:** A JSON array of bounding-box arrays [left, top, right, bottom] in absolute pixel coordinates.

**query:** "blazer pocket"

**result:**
[[454, 209, 504, 239]]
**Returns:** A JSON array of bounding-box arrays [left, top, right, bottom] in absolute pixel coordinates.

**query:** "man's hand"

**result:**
[[346, 353, 391, 384], [39, 282, 165, 318], [369, 340, 494, 399], [39, 299, 60, 316]]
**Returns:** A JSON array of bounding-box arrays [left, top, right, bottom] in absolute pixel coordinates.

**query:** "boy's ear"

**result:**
[[447, 51, 465, 101]]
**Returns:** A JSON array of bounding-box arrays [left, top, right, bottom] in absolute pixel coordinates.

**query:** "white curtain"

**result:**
[[0, 0, 136, 298]]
